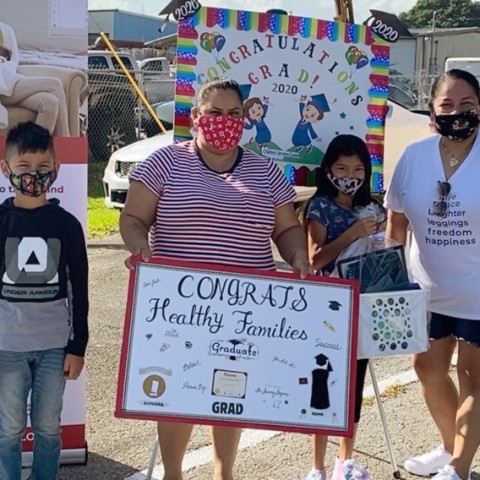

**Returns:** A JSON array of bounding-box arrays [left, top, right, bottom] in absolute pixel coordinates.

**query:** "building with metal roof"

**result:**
[[88, 9, 177, 43]]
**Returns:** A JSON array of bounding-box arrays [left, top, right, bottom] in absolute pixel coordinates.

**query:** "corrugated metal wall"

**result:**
[[413, 32, 480, 73], [114, 11, 161, 42], [89, 10, 177, 42], [389, 38, 416, 76], [88, 11, 115, 38]]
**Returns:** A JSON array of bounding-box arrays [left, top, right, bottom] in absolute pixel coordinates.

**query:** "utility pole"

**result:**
[[428, 11, 437, 75]]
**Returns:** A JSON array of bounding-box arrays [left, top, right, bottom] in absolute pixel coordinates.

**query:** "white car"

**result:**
[[102, 100, 433, 209], [103, 130, 174, 209]]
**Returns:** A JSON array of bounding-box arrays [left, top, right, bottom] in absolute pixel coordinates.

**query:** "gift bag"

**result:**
[[334, 234, 410, 294], [358, 289, 430, 359]]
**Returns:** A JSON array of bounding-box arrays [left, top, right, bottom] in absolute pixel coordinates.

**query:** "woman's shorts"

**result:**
[[429, 312, 480, 347]]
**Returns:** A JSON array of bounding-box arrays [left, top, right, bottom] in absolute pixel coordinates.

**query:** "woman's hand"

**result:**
[[348, 216, 377, 240], [290, 250, 314, 279], [124, 246, 153, 270]]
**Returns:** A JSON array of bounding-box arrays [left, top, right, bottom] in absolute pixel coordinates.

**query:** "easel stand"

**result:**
[[368, 360, 401, 479], [146, 440, 159, 480], [144, 363, 402, 480]]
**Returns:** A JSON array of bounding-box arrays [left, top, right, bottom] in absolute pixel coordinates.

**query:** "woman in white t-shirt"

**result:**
[[120, 77, 311, 480], [385, 69, 480, 480]]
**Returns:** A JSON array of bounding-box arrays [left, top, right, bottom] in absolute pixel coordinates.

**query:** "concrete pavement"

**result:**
[[26, 234, 480, 479]]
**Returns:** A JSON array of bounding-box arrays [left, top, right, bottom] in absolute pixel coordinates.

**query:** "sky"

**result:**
[[88, 0, 418, 24]]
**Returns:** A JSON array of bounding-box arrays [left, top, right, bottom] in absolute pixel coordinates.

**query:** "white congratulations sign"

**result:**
[[116, 259, 360, 435]]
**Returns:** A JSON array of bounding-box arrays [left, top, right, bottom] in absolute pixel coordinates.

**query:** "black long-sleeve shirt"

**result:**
[[0, 198, 89, 355]]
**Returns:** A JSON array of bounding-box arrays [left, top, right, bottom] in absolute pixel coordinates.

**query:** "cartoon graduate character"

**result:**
[[292, 94, 330, 152], [244, 96, 272, 148], [310, 353, 333, 410]]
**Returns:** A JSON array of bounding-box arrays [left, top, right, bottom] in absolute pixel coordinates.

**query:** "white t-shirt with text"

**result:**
[[385, 133, 480, 319]]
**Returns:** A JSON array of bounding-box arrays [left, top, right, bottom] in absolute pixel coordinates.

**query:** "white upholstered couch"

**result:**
[[0, 64, 87, 137]]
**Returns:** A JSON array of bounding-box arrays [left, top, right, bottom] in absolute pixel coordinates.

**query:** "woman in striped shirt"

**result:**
[[120, 77, 311, 480]]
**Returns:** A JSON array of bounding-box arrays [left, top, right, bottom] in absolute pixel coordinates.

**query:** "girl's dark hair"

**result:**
[[303, 134, 373, 222], [196, 77, 244, 107], [428, 69, 480, 110]]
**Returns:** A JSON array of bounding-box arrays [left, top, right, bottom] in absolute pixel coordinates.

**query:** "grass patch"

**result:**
[[363, 382, 406, 407], [88, 161, 120, 238], [382, 383, 406, 399]]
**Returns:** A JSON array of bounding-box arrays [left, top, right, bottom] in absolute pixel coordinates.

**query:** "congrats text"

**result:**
[[116, 260, 359, 435]]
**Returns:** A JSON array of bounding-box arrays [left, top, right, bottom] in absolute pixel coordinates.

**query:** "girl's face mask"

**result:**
[[327, 172, 364, 196], [434, 109, 479, 141], [197, 114, 244, 151], [9, 168, 57, 197]]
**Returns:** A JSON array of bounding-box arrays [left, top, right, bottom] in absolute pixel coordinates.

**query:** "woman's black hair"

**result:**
[[303, 134, 373, 222], [428, 69, 480, 110], [196, 77, 244, 107]]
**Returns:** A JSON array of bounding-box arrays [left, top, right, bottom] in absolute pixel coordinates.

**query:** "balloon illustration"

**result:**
[[345, 49, 356, 65], [214, 34, 226, 52], [345, 46, 369, 77], [200, 31, 227, 57], [201, 38, 213, 53], [356, 54, 369, 70]]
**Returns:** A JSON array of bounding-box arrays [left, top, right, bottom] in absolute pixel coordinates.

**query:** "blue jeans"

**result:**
[[0, 348, 66, 480]]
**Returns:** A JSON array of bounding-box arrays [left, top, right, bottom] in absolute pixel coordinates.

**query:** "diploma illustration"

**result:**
[[212, 369, 248, 399]]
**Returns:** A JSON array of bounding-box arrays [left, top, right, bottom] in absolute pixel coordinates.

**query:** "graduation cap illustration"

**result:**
[[266, 9, 288, 15], [228, 339, 243, 361], [159, 0, 201, 24], [328, 300, 342, 311], [364, 10, 412, 42], [310, 93, 330, 113], [314, 353, 330, 366], [239, 83, 252, 101]]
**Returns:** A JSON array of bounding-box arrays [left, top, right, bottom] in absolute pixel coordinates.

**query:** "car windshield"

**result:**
[[112, 57, 135, 71]]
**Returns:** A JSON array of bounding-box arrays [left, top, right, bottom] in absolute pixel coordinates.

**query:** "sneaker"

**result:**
[[332, 458, 344, 480], [404, 446, 453, 476], [302, 468, 327, 480], [342, 459, 370, 480], [431, 465, 463, 480]]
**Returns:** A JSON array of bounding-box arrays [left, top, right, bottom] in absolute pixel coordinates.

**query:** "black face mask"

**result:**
[[434, 109, 479, 141]]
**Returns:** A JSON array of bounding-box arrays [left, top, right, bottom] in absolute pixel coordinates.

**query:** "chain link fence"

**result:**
[[388, 70, 437, 110], [87, 68, 175, 162], [87, 68, 437, 162]]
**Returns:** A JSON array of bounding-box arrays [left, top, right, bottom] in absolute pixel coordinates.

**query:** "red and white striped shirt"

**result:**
[[130, 140, 295, 270]]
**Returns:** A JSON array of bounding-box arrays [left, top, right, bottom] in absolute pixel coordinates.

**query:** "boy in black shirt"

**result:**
[[0, 122, 88, 480]]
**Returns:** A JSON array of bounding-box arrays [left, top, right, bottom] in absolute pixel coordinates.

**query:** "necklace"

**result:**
[[441, 139, 472, 167]]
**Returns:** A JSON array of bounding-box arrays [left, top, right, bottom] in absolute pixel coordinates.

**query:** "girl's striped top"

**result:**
[[130, 140, 296, 270]]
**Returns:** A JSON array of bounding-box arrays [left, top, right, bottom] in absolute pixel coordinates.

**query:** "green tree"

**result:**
[[399, 0, 480, 28]]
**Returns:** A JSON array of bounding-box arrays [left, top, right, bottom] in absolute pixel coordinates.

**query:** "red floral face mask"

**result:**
[[197, 114, 244, 151]]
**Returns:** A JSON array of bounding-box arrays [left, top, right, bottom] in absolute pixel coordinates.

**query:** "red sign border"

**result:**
[[115, 257, 360, 437]]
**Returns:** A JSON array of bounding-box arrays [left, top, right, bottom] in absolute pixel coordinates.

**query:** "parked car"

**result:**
[[137, 100, 175, 138], [137, 57, 171, 74], [138, 57, 176, 105], [88, 50, 139, 161], [88, 51, 175, 161], [102, 100, 433, 209]]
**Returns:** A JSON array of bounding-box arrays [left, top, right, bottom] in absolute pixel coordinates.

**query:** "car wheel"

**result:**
[[88, 105, 137, 162]]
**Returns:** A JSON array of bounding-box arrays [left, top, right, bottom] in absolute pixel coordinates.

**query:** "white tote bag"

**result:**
[[358, 289, 430, 359]]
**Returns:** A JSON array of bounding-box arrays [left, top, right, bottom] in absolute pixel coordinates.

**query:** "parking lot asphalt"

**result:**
[[24, 234, 479, 480]]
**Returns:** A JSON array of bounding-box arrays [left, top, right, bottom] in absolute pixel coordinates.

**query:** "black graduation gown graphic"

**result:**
[[310, 353, 333, 410]]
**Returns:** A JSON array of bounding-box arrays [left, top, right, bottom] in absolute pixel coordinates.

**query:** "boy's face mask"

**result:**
[[9, 168, 57, 197], [327, 172, 364, 196]]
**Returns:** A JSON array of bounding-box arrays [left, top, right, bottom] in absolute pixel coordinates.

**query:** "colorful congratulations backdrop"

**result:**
[[174, 7, 390, 192]]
